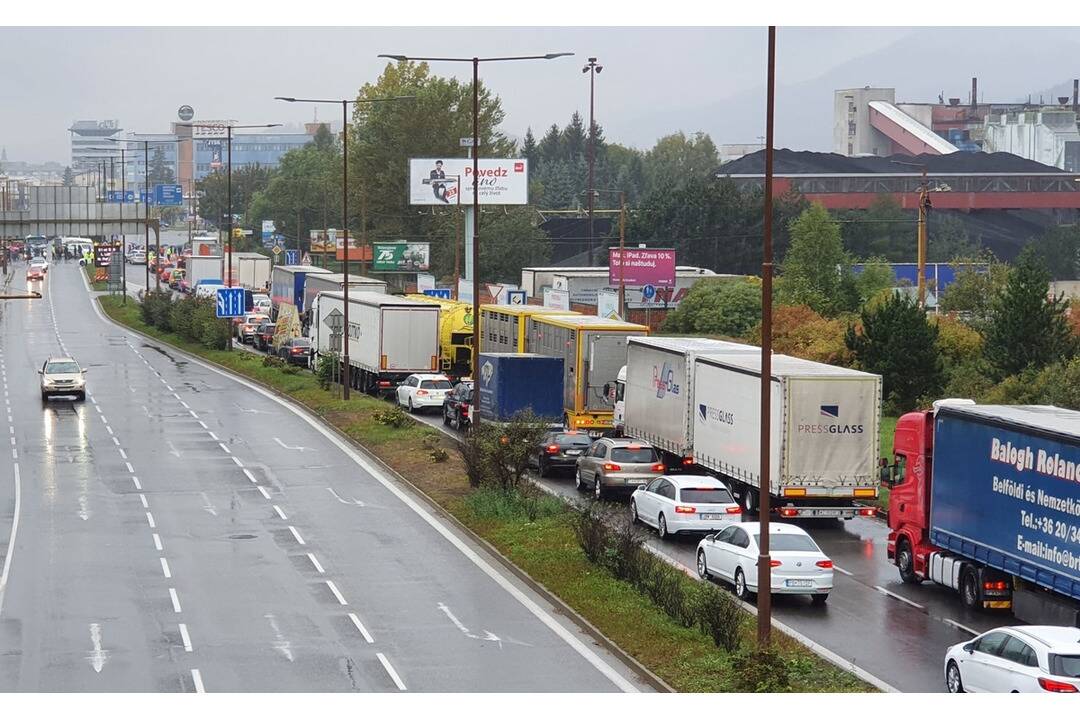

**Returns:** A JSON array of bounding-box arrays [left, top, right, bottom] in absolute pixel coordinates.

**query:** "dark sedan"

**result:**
[[278, 337, 313, 366], [531, 431, 593, 477], [442, 380, 473, 430], [254, 321, 276, 352]]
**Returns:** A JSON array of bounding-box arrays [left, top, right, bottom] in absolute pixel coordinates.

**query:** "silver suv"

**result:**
[[40, 357, 87, 401], [575, 437, 664, 499]]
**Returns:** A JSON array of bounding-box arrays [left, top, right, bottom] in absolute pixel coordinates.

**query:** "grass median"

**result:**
[[83, 262, 109, 291], [98, 294, 874, 693]]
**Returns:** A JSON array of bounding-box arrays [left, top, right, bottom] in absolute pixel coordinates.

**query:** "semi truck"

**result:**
[[524, 315, 648, 432], [270, 265, 332, 320], [407, 294, 474, 380], [304, 273, 388, 314], [476, 353, 564, 423], [308, 291, 440, 396], [227, 252, 272, 290], [479, 304, 579, 353], [885, 401, 1080, 626]]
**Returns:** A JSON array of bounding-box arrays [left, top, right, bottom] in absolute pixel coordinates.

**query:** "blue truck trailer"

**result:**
[[886, 401, 1080, 625], [269, 264, 332, 320], [477, 353, 564, 423]]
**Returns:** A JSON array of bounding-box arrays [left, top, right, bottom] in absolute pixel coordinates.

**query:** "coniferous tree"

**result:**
[[62, 166, 75, 187]]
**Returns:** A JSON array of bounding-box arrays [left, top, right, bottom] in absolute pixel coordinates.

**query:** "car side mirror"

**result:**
[[81, 369, 88, 374], [963, 642, 974, 654], [705, 533, 715, 542], [602, 382, 611, 397], [37, 370, 43, 374], [637, 483, 647, 492]]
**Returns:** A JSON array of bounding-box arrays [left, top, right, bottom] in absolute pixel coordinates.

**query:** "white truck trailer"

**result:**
[[308, 291, 440, 396], [186, 255, 224, 291], [302, 272, 388, 313], [691, 353, 882, 519], [227, 252, 272, 290]]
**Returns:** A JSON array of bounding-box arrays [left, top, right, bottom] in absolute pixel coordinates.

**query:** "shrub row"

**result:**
[[139, 290, 230, 350]]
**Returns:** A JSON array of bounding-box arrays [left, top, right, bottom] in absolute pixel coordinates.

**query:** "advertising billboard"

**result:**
[[608, 248, 676, 287], [409, 158, 528, 206], [373, 243, 430, 273], [93, 241, 121, 267]]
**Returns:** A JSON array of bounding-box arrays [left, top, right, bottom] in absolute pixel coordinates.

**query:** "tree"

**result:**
[[937, 254, 1009, 327], [148, 146, 175, 185], [983, 246, 1073, 379], [1036, 225, 1080, 280], [196, 164, 276, 233], [660, 278, 762, 338], [854, 257, 896, 307], [927, 213, 980, 262], [845, 292, 943, 413], [62, 166, 75, 187], [778, 204, 856, 316], [839, 194, 912, 260], [521, 128, 538, 167], [642, 131, 718, 199], [748, 305, 853, 366]]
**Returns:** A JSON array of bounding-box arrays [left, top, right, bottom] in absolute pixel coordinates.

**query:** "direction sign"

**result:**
[[507, 290, 527, 306], [284, 249, 299, 265], [215, 287, 246, 318], [423, 288, 452, 299], [155, 184, 184, 206]]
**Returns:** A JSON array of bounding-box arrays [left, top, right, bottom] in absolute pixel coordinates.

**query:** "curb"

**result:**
[[93, 297, 674, 694]]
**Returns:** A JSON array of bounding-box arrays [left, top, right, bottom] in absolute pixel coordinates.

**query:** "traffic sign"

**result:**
[[284, 249, 299, 265], [641, 284, 656, 300], [507, 290, 527, 306], [215, 287, 246, 318], [154, 184, 184, 206], [271, 245, 282, 256], [423, 288, 452, 299]]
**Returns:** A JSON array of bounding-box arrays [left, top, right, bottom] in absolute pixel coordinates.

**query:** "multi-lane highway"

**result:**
[[0, 261, 651, 692]]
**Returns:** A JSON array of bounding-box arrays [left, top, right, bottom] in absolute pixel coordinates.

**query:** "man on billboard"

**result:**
[[427, 160, 450, 204]]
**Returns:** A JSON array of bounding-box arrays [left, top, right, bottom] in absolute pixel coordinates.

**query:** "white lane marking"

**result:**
[[191, 669, 205, 693], [325, 580, 347, 605], [200, 492, 218, 516], [257, 486, 271, 500], [207, 431, 219, 441], [160, 558, 172, 579], [231, 456, 243, 467], [218, 443, 231, 454], [242, 469, 257, 483], [7, 437, 12, 446], [438, 602, 473, 635], [197, 420, 208, 429], [153, 533, 163, 552], [146, 512, 156, 529], [112, 436, 120, 446], [180, 401, 190, 410], [105, 425, 113, 435], [125, 462, 134, 473], [274, 437, 309, 452], [944, 618, 979, 636], [166, 385, 174, 393], [834, 565, 853, 577], [87, 297, 638, 693], [10, 448, 15, 460], [188, 410, 198, 419], [874, 585, 926, 610], [306, 553, 325, 574], [117, 450, 127, 462], [0, 463, 21, 618], [132, 477, 142, 490], [376, 653, 406, 691], [327, 487, 366, 506], [178, 623, 192, 652], [288, 526, 306, 545], [169, 587, 182, 613], [348, 613, 375, 643], [139, 494, 149, 509], [264, 613, 294, 662], [273, 505, 287, 520], [88, 623, 108, 673], [100, 416, 108, 424], [172, 393, 181, 401]]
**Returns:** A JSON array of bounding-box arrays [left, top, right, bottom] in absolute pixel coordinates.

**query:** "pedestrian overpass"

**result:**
[[0, 186, 159, 239]]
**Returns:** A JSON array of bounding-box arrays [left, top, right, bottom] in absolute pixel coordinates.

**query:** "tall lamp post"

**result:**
[[376, 52, 573, 423], [274, 95, 413, 400], [583, 57, 602, 266], [585, 188, 628, 316]]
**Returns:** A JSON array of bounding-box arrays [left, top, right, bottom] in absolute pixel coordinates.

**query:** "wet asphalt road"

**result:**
[[0, 263, 651, 692]]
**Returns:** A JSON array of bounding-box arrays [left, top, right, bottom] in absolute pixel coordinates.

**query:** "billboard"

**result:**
[[373, 243, 430, 273], [409, 158, 528, 206], [93, 241, 121, 267], [608, 248, 676, 287]]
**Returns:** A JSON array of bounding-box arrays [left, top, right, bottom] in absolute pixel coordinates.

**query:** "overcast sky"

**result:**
[[3, 26, 1080, 164]]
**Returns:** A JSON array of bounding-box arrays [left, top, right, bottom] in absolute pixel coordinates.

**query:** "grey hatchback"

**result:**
[[575, 437, 665, 499]]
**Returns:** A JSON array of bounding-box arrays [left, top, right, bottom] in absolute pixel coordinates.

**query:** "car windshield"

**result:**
[[46, 361, 80, 374], [421, 380, 452, 390], [611, 447, 657, 463], [553, 433, 591, 446], [1050, 654, 1080, 678], [290, 339, 311, 347], [754, 533, 821, 552], [680, 488, 734, 503]]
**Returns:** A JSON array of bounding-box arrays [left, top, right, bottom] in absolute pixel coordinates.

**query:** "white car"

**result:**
[[30, 258, 48, 274], [630, 475, 741, 538], [944, 625, 1080, 693], [396, 374, 453, 413], [39, 356, 87, 401], [252, 294, 272, 315], [695, 521, 833, 604]]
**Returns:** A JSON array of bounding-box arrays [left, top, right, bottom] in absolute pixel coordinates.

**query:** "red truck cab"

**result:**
[[885, 410, 935, 582]]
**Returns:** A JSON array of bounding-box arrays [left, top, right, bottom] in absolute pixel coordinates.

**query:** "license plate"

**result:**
[[785, 579, 813, 588], [565, 449, 582, 456], [700, 513, 723, 520], [804, 509, 843, 518]]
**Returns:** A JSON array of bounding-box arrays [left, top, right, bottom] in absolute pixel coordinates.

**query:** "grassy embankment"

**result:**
[[98, 294, 873, 693]]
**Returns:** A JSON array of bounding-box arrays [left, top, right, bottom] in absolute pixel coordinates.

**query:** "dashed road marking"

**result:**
[[273, 505, 287, 520], [288, 526, 306, 545], [160, 558, 172, 579], [325, 580, 347, 605], [118, 448, 127, 460], [188, 410, 198, 419], [191, 669, 205, 693], [180, 401, 190, 409], [179, 623, 192, 652], [307, 553, 325, 574], [169, 587, 182, 613], [257, 486, 271, 500], [138, 494, 149, 509], [146, 512, 156, 529], [231, 457, 243, 467], [198, 420, 208, 429], [153, 533, 163, 552], [242, 469, 257, 483], [132, 477, 142, 490], [105, 426, 113, 435], [834, 565, 853, 577], [218, 443, 231, 454], [112, 436, 120, 446], [348, 613, 374, 643], [376, 653, 406, 691], [207, 431, 219, 441], [125, 462, 134, 473], [874, 585, 925, 610], [944, 618, 978, 635]]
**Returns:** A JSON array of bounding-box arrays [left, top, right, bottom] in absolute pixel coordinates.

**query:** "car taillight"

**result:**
[[779, 508, 799, 517], [725, 506, 742, 514], [1038, 678, 1078, 693], [682, 457, 694, 466], [416, 389, 428, 396], [602, 463, 621, 472], [378, 381, 392, 387], [651, 463, 665, 472], [857, 507, 876, 517], [546, 445, 559, 454], [291, 348, 304, 354], [983, 580, 1008, 591], [674, 506, 696, 514], [816, 560, 834, 569], [769, 560, 782, 567]]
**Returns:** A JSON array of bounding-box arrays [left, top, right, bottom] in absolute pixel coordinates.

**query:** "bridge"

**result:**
[[0, 186, 159, 238]]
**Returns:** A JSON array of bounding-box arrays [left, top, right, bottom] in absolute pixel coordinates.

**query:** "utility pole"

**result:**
[[583, 57, 602, 266], [226, 125, 233, 351], [618, 191, 626, 318]]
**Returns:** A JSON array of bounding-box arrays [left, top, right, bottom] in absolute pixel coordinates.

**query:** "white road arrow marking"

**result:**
[[274, 437, 309, 452], [436, 603, 527, 648], [200, 492, 218, 516], [327, 487, 365, 506], [167, 441, 181, 458], [88, 623, 108, 673], [265, 613, 294, 662]]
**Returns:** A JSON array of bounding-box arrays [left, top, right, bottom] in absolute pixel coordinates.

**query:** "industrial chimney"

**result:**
[[971, 77, 978, 109], [1074, 79, 1078, 112]]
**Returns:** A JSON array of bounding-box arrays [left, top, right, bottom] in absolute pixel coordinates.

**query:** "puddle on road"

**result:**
[[141, 343, 188, 369]]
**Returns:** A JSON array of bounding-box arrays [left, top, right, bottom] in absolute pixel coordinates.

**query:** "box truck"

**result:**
[[691, 352, 881, 519], [270, 265, 332, 319], [886, 401, 1080, 625], [186, 255, 223, 293], [476, 353, 564, 423], [304, 273, 388, 314], [407, 294, 474, 380], [308, 291, 439, 396], [227, 252, 272, 290], [479, 304, 579, 353], [525, 315, 648, 432]]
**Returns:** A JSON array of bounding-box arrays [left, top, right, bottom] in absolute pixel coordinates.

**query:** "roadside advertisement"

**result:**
[[408, 158, 528, 206], [543, 287, 570, 311], [416, 273, 436, 292], [597, 288, 621, 320], [372, 243, 430, 273], [309, 229, 338, 254], [608, 247, 676, 287]]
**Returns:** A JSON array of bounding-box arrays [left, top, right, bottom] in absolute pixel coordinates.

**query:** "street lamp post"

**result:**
[[376, 52, 573, 423], [274, 95, 413, 400], [892, 160, 932, 308], [583, 57, 602, 266]]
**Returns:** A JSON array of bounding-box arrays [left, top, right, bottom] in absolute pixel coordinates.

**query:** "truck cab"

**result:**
[[885, 409, 936, 581]]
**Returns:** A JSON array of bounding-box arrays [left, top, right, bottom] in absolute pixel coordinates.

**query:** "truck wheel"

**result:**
[[897, 539, 920, 584], [961, 568, 981, 610], [741, 487, 758, 514]]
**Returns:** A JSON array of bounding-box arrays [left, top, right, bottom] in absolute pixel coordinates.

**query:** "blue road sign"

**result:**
[[215, 287, 246, 318], [139, 190, 151, 204], [423, 288, 452, 299], [507, 290, 527, 306], [155, 184, 184, 206], [641, 284, 656, 300], [284, 249, 300, 266]]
